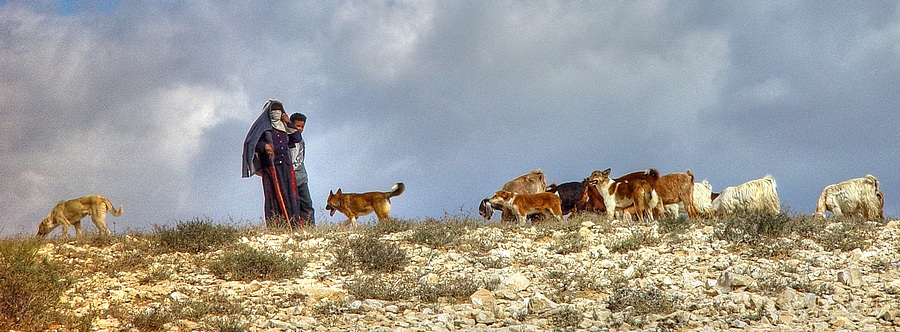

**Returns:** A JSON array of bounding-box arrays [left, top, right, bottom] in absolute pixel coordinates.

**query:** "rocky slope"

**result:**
[[42, 217, 900, 331]]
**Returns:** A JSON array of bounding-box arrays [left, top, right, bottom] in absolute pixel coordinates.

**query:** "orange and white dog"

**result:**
[[487, 190, 563, 225]]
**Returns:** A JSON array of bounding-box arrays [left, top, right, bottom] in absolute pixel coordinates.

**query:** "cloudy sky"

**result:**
[[2, 1, 898, 237]]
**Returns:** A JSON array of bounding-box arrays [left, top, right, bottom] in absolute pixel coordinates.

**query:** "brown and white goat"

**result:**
[[481, 169, 547, 221], [487, 190, 563, 225], [588, 168, 656, 221]]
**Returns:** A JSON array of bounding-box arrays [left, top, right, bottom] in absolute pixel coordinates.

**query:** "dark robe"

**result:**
[[242, 100, 304, 228]]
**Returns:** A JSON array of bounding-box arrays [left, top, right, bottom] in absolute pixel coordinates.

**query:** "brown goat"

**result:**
[[656, 169, 699, 218]]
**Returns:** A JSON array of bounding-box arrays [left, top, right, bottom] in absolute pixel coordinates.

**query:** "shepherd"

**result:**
[[242, 99, 305, 228]]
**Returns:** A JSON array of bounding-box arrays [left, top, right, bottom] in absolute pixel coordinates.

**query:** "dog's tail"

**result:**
[[389, 183, 405, 198], [103, 197, 124, 217]]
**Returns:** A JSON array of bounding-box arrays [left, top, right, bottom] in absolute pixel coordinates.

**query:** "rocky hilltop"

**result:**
[[40, 216, 900, 331]]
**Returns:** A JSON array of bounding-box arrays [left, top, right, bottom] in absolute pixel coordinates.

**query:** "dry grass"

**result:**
[[3, 212, 891, 330]]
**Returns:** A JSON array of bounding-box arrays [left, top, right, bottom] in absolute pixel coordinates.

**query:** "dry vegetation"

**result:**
[[0, 213, 895, 331]]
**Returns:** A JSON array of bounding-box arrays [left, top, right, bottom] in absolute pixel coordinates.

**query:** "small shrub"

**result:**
[[548, 305, 584, 330], [368, 218, 415, 236], [549, 232, 586, 255], [106, 251, 150, 276], [207, 245, 306, 281], [544, 268, 605, 303], [345, 273, 416, 301], [345, 272, 492, 303], [139, 267, 172, 285], [755, 272, 790, 295], [406, 219, 468, 248], [815, 217, 877, 251], [118, 306, 177, 332], [203, 315, 247, 332], [460, 232, 502, 254], [77, 233, 118, 247], [472, 255, 509, 269], [417, 276, 483, 303], [608, 230, 659, 253], [152, 218, 240, 253], [713, 212, 790, 246], [869, 256, 897, 273], [658, 217, 691, 235], [309, 297, 353, 317], [0, 237, 72, 331], [782, 213, 827, 239], [535, 217, 583, 233], [334, 235, 408, 273], [747, 237, 794, 258], [607, 287, 679, 316], [175, 293, 244, 320]]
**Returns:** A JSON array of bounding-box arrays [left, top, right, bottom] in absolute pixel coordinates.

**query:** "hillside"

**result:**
[[3, 214, 900, 331]]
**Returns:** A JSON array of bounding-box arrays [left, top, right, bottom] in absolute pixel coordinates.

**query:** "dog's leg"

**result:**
[[55, 216, 71, 238], [91, 207, 111, 235], [73, 220, 84, 237], [551, 209, 563, 222]]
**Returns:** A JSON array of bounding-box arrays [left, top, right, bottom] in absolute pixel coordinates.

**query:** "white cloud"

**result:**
[[1, 2, 898, 237], [142, 85, 248, 172]]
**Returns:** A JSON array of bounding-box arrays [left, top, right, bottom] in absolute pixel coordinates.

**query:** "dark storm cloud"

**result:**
[[1, 1, 897, 236]]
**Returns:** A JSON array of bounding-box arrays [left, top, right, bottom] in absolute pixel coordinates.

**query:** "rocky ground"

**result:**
[[41, 217, 900, 331]]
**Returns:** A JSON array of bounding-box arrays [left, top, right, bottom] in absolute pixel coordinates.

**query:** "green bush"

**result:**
[[152, 218, 240, 254], [207, 245, 307, 281], [0, 237, 72, 331]]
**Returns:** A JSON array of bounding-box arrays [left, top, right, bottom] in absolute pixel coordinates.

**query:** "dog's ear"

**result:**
[[329, 189, 334, 196], [601, 168, 611, 176], [336, 188, 342, 195]]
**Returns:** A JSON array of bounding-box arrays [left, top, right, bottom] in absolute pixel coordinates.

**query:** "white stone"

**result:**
[[527, 292, 557, 315]]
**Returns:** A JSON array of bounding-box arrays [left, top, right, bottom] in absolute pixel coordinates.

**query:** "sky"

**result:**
[[1, 1, 898, 237]]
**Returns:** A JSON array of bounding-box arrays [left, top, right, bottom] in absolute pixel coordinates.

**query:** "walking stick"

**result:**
[[263, 131, 294, 231], [269, 164, 294, 231]]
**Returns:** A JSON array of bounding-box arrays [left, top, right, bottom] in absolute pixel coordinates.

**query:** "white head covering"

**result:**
[[267, 100, 296, 134], [241, 99, 296, 177]]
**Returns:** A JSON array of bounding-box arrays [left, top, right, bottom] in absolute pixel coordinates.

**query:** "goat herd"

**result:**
[[479, 169, 886, 225]]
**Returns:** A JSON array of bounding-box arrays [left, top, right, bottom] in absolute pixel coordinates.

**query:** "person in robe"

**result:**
[[242, 99, 305, 228]]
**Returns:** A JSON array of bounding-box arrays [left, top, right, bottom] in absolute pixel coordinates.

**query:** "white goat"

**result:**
[[712, 175, 780, 215], [814, 175, 883, 220]]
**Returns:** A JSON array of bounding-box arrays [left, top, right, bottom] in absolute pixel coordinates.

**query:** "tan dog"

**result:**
[[37, 194, 123, 238], [487, 190, 562, 225], [326, 183, 405, 226]]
